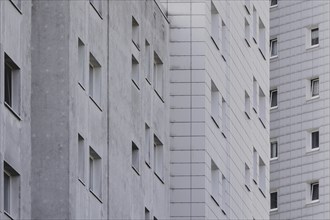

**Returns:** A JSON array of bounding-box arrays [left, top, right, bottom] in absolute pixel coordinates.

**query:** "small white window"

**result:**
[[270, 89, 278, 108], [311, 28, 319, 46], [245, 91, 251, 119], [145, 40, 151, 84], [153, 52, 164, 100], [154, 135, 164, 181], [245, 163, 251, 191], [270, 0, 278, 7], [211, 160, 220, 205], [270, 191, 278, 210], [78, 134, 86, 182], [145, 123, 151, 167], [132, 141, 140, 174], [270, 141, 278, 159], [270, 38, 278, 58], [311, 78, 319, 97], [89, 147, 102, 198], [3, 162, 20, 218], [132, 17, 140, 50], [211, 1, 220, 47], [131, 54, 140, 89], [310, 182, 319, 201], [89, 53, 102, 105], [78, 38, 86, 88], [244, 18, 251, 46], [4, 53, 21, 115], [211, 81, 220, 126]]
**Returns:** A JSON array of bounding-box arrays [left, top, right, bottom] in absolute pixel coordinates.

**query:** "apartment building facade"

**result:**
[[1, 0, 270, 219], [164, 0, 270, 219], [270, 0, 330, 219]]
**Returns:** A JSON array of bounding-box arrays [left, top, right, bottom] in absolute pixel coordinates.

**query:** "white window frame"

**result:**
[[270, 191, 278, 211], [310, 182, 319, 202], [270, 141, 278, 160], [306, 26, 319, 49], [270, 0, 278, 8], [270, 38, 278, 58], [311, 78, 319, 98], [270, 89, 278, 109], [305, 129, 320, 153]]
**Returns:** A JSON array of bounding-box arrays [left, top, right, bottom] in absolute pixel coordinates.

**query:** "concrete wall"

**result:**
[[270, 0, 330, 219], [0, 0, 31, 219], [165, 0, 270, 219]]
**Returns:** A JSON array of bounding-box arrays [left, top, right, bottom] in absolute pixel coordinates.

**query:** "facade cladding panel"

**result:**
[[270, 0, 330, 220]]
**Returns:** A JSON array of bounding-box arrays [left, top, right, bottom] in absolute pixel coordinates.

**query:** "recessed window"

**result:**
[[4, 53, 21, 115], [145, 40, 151, 84], [132, 16, 140, 50], [89, 147, 102, 198], [311, 131, 319, 149], [311, 78, 319, 97], [154, 135, 164, 181], [270, 38, 278, 57], [211, 160, 220, 205], [145, 207, 150, 220], [211, 81, 220, 126], [221, 21, 228, 59], [89, 53, 102, 105], [221, 175, 228, 214], [270, 141, 278, 159], [270, 192, 278, 210], [78, 134, 86, 182], [253, 148, 258, 183], [132, 141, 140, 174], [252, 7, 257, 42], [311, 28, 319, 46], [270, 89, 278, 108], [131, 54, 140, 89], [78, 38, 86, 88], [245, 163, 251, 190], [245, 91, 251, 118], [258, 18, 266, 59], [153, 52, 164, 100], [145, 123, 151, 167], [221, 98, 227, 137], [211, 1, 220, 47], [244, 18, 251, 46], [253, 77, 258, 112], [310, 182, 319, 201], [270, 0, 278, 7], [259, 157, 266, 195], [259, 88, 266, 127], [4, 162, 19, 218]]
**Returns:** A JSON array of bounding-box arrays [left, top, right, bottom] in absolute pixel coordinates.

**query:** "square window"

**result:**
[[311, 78, 319, 97], [89, 147, 102, 198], [270, 141, 278, 159], [311, 131, 319, 149], [311, 182, 319, 201], [270, 38, 278, 57], [270, 89, 278, 108], [131, 54, 140, 89], [153, 52, 164, 99], [4, 53, 21, 115], [89, 53, 102, 105], [132, 17, 140, 50], [270, 192, 278, 210], [154, 135, 164, 181], [270, 0, 278, 7], [311, 28, 319, 46]]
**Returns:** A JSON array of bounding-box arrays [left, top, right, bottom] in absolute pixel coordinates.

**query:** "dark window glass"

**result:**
[[270, 192, 277, 209], [4, 172, 10, 213], [270, 0, 278, 6], [312, 131, 319, 149], [271, 142, 278, 158], [311, 28, 319, 46], [5, 63, 12, 106], [270, 90, 278, 107], [311, 183, 319, 201]]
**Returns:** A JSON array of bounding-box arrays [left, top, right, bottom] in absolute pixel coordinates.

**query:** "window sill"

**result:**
[[270, 157, 278, 162], [132, 79, 140, 90], [270, 5, 278, 9], [4, 211, 14, 220], [306, 147, 320, 154], [245, 111, 251, 119], [245, 184, 251, 192], [132, 166, 140, 176], [78, 82, 86, 91], [270, 106, 278, 111], [245, 38, 251, 47], [9, 0, 22, 14], [145, 77, 152, 85], [4, 102, 22, 121], [306, 200, 319, 206], [211, 116, 220, 128], [90, 2, 103, 20], [145, 161, 151, 169], [270, 55, 278, 60], [211, 36, 220, 50], [306, 95, 320, 102], [306, 44, 319, 50], [211, 195, 220, 206], [78, 178, 86, 186], [154, 89, 165, 103], [270, 208, 278, 213], [89, 96, 103, 112], [89, 189, 103, 203], [154, 171, 164, 184]]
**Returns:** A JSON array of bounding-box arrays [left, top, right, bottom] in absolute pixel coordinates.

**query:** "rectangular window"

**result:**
[[211, 1, 220, 47], [270, 141, 278, 159], [253, 148, 258, 183], [258, 18, 266, 58], [311, 182, 319, 201], [145, 40, 151, 83], [259, 88, 266, 127], [270, 192, 278, 210], [3, 162, 19, 217], [221, 175, 228, 214], [259, 157, 266, 194], [89, 147, 102, 198], [211, 160, 220, 204], [221, 98, 227, 137], [89, 53, 102, 105], [78, 134, 85, 182], [78, 38, 86, 87], [311, 28, 319, 46], [153, 52, 164, 99], [145, 208, 150, 220], [145, 124, 151, 167], [131, 54, 140, 89], [221, 21, 228, 59], [154, 135, 164, 181], [245, 163, 251, 190], [4, 171, 10, 214], [270, 89, 278, 108], [311, 78, 319, 97], [132, 141, 140, 174], [252, 7, 257, 42], [245, 18, 251, 46], [211, 81, 220, 126], [270, 38, 278, 57], [253, 77, 258, 111], [245, 91, 251, 118], [132, 16, 140, 50], [270, 0, 278, 7], [4, 53, 20, 114], [311, 131, 319, 149]]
